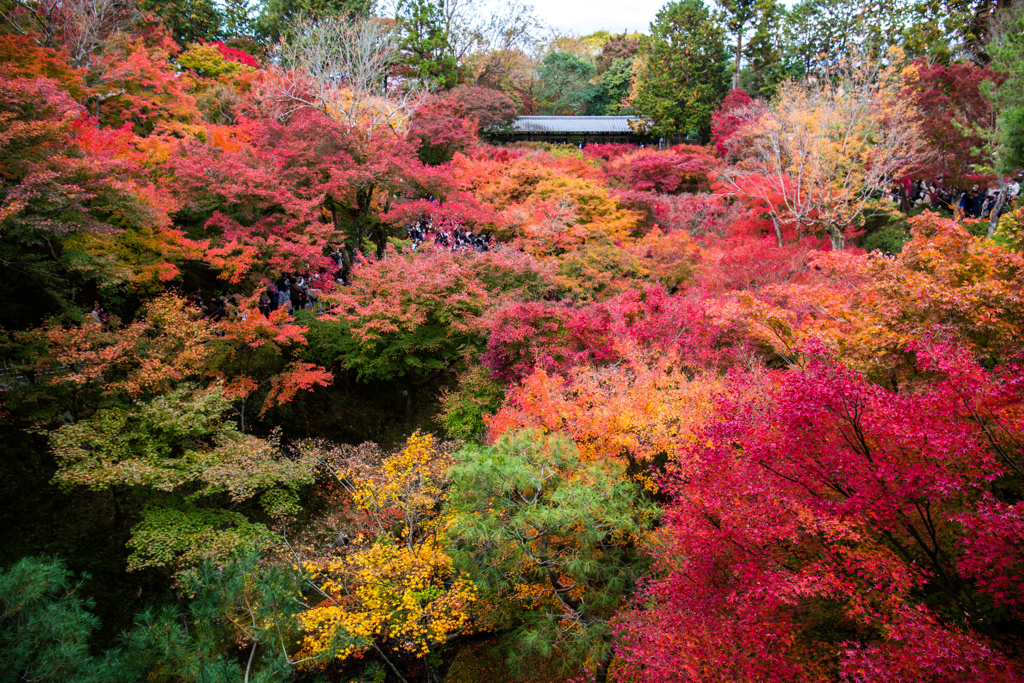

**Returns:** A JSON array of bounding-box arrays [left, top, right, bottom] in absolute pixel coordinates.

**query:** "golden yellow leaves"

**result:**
[[298, 432, 477, 664], [299, 539, 477, 660]]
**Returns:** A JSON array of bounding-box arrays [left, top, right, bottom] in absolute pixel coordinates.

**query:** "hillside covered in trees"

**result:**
[[2, 0, 1024, 681]]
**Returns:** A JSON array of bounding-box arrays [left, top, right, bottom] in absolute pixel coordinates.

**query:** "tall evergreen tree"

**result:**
[[720, 0, 758, 89], [782, 0, 915, 75], [988, 4, 1024, 175], [633, 0, 729, 139], [139, 0, 221, 45], [254, 0, 375, 43], [743, 0, 790, 98], [396, 0, 459, 89], [221, 0, 256, 39]]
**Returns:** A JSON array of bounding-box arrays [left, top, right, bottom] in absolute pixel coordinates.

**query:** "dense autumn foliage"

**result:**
[[2, 6, 1024, 683]]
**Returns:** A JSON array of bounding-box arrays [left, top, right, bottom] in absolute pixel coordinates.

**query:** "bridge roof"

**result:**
[[509, 116, 640, 134]]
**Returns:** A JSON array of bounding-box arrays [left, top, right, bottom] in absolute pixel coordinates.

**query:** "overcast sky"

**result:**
[[521, 0, 668, 35], [376, 0, 684, 40], [378, 0, 670, 38]]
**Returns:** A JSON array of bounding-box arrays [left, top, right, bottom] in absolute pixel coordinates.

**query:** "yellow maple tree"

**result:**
[[297, 432, 477, 676]]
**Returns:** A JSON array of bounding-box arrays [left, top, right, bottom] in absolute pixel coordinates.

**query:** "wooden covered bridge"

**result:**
[[487, 116, 700, 147]]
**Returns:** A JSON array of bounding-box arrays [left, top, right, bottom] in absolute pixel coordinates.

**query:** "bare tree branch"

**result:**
[[268, 15, 428, 135]]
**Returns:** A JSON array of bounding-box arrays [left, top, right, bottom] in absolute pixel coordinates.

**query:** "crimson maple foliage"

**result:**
[[582, 143, 637, 162], [449, 85, 517, 130], [315, 243, 556, 383], [207, 41, 260, 69], [484, 285, 749, 384], [0, 33, 86, 98], [710, 88, 764, 159], [608, 145, 721, 195], [613, 341, 1024, 682], [407, 94, 478, 165], [904, 60, 1004, 189], [165, 110, 414, 282]]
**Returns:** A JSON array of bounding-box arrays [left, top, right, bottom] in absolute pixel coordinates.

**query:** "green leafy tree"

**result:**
[[633, 0, 729, 139], [447, 430, 660, 682], [589, 57, 635, 115], [396, 0, 460, 89], [49, 387, 319, 574], [536, 51, 597, 115], [139, 0, 221, 45], [438, 365, 505, 440], [177, 42, 248, 78], [255, 0, 375, 43]]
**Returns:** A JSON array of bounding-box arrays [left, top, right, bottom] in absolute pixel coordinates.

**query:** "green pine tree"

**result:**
[[222, 0, 257, 39], [988, 5, 1024, 174], [632, 0, 730, 139], [139, 0, 222, 45], [255, 0, 376, 43], [447, 430, 660, 681], [396, 0, 460, 89], [0, 557, 115, 683]]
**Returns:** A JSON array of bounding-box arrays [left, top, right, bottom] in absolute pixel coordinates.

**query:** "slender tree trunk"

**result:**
[[733, 32, 743, 90], [988, 177, 1009, 236], [771, 215, 783, 247], [244, 642, 257, 683]]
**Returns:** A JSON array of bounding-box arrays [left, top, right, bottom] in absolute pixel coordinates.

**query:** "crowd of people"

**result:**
[[178, 272, 334, 323], [186, 290, 248, 321], [407, 217, 493, 252], [891, 176, 1022, 219], [259, 272, 333, 316]]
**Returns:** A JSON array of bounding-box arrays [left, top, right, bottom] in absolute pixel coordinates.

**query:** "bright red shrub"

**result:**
[[208, 40, 260, 69], [582, 143, 637, 162], [710, 88, 762, 159], [613, 342, 1024, 682], [406, 94, 478, 165], [609, 147, 721, 194]]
